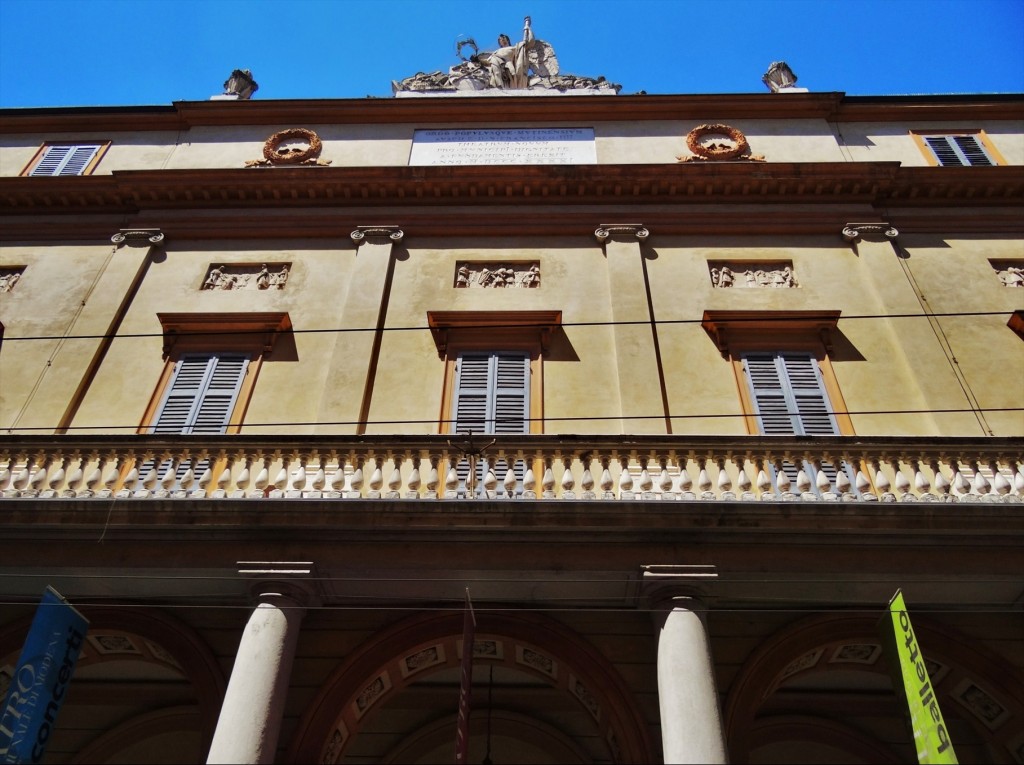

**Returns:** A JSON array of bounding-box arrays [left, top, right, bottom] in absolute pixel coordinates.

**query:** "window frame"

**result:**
[[137, 312, 291, 435], [20, 141, 111, 177], [910, 130, 1007, 167], [428, 310, 560, 436], [701, 310, 854, 436]]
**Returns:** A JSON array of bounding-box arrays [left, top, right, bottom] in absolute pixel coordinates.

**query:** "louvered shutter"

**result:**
[[924, 135, 993, 167], [744, 352, 845, 491], [744, 352, 838, 436], [144, 354, 248, 488], [29, 144, 102, 176], [451, 352, 529, 495]]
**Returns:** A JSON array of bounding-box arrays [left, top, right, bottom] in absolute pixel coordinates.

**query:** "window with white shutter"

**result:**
[[451, 351, 530, 496], [152, 354, 249, 434], [25, 143, 107, 176], [742, 352, 839, 437], [911, 131, 1004, 167], [742, 351, 853, 492], [143, 354, 249, 487]]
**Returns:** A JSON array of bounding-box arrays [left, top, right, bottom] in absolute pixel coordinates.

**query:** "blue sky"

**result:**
[[1, 0, 1022, 107]]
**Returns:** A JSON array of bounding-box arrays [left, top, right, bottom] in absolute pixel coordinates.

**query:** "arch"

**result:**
[[0, 605, 225, 751], [381, 709, 591, 764], [723, 613, 1024, 763], [288, 610, 653, 763], [747, 715, 903, 764], [71, 706, 203, 764]]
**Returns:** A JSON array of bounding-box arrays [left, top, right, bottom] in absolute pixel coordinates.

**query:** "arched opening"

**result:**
[[290, 610, 653, 764]]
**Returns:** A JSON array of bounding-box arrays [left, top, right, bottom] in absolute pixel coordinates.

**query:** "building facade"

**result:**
[[1, 53, 1023, 764]]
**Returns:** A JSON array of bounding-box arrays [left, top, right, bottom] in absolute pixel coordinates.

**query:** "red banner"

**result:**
[[455, 589, 476, 764]]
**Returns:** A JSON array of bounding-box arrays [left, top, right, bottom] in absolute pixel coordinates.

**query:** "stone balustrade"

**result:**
[[0, 435, 1021, 504]]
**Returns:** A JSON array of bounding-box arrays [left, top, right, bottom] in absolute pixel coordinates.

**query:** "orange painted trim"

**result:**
[[910, 129, 1008, 166]]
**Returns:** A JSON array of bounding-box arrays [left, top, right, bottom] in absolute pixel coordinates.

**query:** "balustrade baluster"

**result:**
[[580, 460, 596, 500], [678, 461, 695, 500], [328, 457, 345, 498], [425, 458, 439, 500], [658, 460, 673, 500], [873, 461, 894, 502], [717, 460, 733, 501], [542, 461, 556, 499], [561, 459, 576, 500], [349, 459, 365, 499], [407, 457, 422, 499], [386, 457, 402, 499]]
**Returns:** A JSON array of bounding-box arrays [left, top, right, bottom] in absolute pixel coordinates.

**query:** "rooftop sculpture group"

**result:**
[[393, 16, 621, 95]]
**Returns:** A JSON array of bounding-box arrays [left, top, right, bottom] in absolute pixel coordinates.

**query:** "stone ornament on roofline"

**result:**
[[392, 16, 621, 95], [245, 128, 332, 167], [677, 124, 765, 162]]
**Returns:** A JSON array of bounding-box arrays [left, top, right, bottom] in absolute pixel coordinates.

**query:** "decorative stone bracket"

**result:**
[[111, 229, 165, 246], [841, 223, 899, 242], [350, 226, 404, 243], [594, 224, 649, 242]]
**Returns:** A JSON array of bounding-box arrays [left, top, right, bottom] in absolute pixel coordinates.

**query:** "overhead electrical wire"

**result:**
[[0, 309, 1015, 343]]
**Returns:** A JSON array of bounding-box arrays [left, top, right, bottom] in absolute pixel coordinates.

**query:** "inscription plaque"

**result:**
[[410, 128, 596, 166]]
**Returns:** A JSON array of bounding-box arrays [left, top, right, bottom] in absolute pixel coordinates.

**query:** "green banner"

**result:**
[[881, 590, 957, 764]]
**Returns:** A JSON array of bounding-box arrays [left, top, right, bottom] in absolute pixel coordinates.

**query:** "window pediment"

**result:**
[[701, 310, 841, 357], [157, 312, 292, 358]]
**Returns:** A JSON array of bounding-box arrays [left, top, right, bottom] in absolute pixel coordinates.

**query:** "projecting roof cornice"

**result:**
[[1, 92, 1021, 133]]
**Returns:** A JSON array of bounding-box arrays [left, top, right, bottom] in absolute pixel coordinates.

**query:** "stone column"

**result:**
[[315, 226, 403, 435], [595, 224, 667, 433], [207, 563, 317, 765], [643, 564, 726, 764]]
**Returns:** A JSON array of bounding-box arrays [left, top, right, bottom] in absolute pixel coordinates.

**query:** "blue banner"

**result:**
[[0, 587, 89, 764]]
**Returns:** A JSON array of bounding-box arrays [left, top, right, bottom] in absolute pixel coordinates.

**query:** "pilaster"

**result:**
[[596, 224, 666, 434], [315, 226, 404, 434]]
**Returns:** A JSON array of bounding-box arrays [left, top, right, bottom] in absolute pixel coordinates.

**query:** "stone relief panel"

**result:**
[[709, 261, 799, 288], [992, 260, 1024, 287], [0, 267, 25, 293], [455, 261, 540, 288], [201, 262, 290, 291]]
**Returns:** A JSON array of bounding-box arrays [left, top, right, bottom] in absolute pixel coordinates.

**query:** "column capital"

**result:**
[[237, 561, 321, 607], [841, 222, 898, 242], [594, 223, 649, 242], [350, 225, 404, 243], [641, 564, 717, 609], [111, 228, 165, 246]]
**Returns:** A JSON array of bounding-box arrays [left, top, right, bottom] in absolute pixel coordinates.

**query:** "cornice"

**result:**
[[1, 163, 1022, 240], [4, 92, 1021, 135]]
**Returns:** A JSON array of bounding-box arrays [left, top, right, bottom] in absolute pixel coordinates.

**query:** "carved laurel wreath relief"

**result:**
[[678, 124, 765, 162], [245, 128, 332, 167]]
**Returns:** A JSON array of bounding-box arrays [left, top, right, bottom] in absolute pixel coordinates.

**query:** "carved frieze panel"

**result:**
[[992, 260, 1024, 287], [709, 261, 798, 288], [201, 262, 290, 291], [454, 261, 540, 288], [0, 266, 24, 293]]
